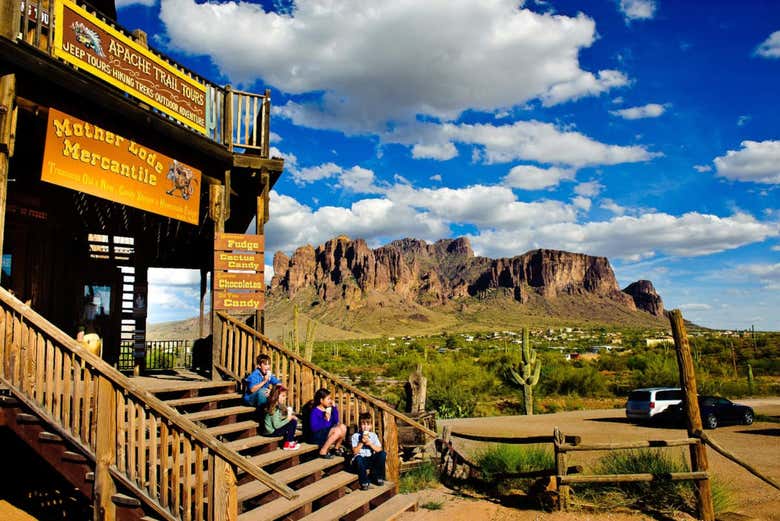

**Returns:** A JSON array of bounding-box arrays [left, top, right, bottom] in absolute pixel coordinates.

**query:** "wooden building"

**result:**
[[1, 0, 282, 371]]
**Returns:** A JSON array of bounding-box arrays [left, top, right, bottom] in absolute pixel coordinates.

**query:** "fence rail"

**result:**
[[7, 0, 271, 153], [0, 286, 295, 520]]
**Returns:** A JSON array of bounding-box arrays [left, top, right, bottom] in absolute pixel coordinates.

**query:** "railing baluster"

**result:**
[[53, 344, 63, 420], [72, 358, 82, 436], [138, 403, 147, 489], [44, 338, 54, 412], [62, 350, 72, 426], [128, 397, 137, 482], [81, 367, 91, 446], [172, 429, 181, 516], [183, 434, 192, 521], [160, 421, 170, 508], [195, 444, 204, 520], [117, 392, 126, 473], [148, 414, 158, 498]]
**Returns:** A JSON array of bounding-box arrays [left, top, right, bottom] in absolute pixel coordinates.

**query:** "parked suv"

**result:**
[[625, 387, 683, 421]]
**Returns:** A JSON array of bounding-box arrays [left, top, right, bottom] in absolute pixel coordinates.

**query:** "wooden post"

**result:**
[[1, 0, 20, 40], [94, 376, 117, 521], [255, 183, 265, 334], [669, 309, 715, 521], [209, 454, 237, 521], [199, 268, 208, 339], [553, 427, 570, 510], [382, 409, 400, 492], [224, 85, 234, 151], [262, 89, 271, 158], [405, 364, 427, 414], [210, 184, 226, 379], [0, 73, 17, 258]]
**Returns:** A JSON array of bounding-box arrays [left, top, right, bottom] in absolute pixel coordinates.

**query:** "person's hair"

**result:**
[[313, 388, 331, 406], [263, 384, 287, 414], [256, 354, 271, 366], [358, 412, 372, 424]]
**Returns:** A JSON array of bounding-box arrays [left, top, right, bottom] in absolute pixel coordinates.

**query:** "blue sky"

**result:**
[[126, 0, 780, 331]]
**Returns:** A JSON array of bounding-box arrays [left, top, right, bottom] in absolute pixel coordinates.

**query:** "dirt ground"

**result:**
[[400, 398, 780, 521]]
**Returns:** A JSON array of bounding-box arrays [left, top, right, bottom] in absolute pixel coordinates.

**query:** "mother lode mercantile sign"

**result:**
[[41, 107, 201, 225], [52, 0, 207, 133]]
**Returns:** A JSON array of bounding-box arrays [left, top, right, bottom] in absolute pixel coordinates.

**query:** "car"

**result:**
[[625, 387, 683, 421], [659, 396, 754, 429]]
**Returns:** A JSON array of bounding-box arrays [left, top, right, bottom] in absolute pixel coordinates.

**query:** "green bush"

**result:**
[[399, 461, 439, 493], [538, 361, 607, 397], [474, 444, 553, 494]]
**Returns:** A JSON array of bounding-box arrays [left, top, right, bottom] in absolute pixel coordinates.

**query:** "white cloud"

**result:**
[[574, 180, 604, 197], [161, 0, 628, 134], [736, 263, 780, 290], [412, 142, 458, 161], [467, 211, 778, 260], [148, 268, 200, 286], [503, 165, 576, 190], [407, 120, 657, 166], [116, 0, 155, 8], [714, 140, 780, 184], [693, 164, 712, 173], [610, 103, 666, 120], [678, 303, 712, 311], [294, 162, 342, 184], [572, 196, 592, 211], [337, 166, 385, 194], [429, 174, 442, 182], [600, 198, 626, 216], [737, 115, 751, 127], [755, 31, 780, 59], [264, 264, 274, 285], [618, 0, 657, 22]]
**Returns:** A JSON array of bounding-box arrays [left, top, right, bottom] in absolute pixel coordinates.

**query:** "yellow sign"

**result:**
[[42, 108, 201, 224], [52, 0, 207, 133]]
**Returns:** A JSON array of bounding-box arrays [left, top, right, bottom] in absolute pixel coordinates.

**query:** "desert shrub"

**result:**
[[538, 362, 607, 397], [425, 358, 494, 418], [399, 460, 439, 493], [474, 444, 554, 494]]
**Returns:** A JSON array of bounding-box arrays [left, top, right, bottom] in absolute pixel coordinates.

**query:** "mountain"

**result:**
[[265, 236, 667, 339]]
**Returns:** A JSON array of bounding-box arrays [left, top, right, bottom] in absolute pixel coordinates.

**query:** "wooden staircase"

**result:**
[[152, 380, 419, 520]]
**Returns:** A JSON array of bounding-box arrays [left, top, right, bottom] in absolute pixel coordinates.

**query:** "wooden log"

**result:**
[[210, 454, 237, 521], [670, 309, 715, 521], [383, 409, 400, 493], [94, 375, 117, 521], [449, 430, 580, 446], [699, 431, 780, 491], [554, 427, 570, 511], [561, 471, 708, 484], [558, 438, 699, 452]]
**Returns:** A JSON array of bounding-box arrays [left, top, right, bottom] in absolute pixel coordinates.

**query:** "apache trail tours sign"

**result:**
[[52, 0, 207, 133], [214, 233, 265, 313], [42, 108, 201, 224]]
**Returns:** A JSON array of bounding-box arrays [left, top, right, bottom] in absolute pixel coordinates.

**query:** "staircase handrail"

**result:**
[[0, 287, 297, 505], [216, 311, 437, 439]]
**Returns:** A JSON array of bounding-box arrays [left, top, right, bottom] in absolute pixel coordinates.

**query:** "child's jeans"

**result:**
[[269, 418, 298, 442], [353, 450, 386, 485]]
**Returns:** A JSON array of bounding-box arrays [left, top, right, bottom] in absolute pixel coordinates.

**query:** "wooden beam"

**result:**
[[232, 154, 284, 171], [94, 376, 117, 521], [0, 0, 20, 40], [669, 309, 715, 521], [210, 184, 226, 379], [209, 454, 237, 521], [0, 73, 16, 258]]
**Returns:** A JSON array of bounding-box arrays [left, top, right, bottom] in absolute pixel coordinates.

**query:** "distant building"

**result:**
[[646, 337, 674, 348]]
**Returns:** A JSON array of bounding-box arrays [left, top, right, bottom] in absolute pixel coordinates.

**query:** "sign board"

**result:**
[[42, 108, 201, 225], [214, 251, 263, 271], [214, 233, 264, 252], [214, 271, 264, 291], [214, 292, 265, 311], [52, 0, 207, 133]]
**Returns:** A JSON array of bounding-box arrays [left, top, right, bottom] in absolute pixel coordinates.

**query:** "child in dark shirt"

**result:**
[[307, 388, 347, 458]]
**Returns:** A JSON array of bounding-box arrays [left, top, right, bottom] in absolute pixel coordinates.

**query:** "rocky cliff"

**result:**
[[270, 236, 663, 316], [622, 280, 665, 316]]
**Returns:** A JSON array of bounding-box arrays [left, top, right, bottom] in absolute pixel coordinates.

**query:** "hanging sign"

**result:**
[[52, 0, 207, 133], [213, 233, 265, 312], [41, 108, 201, 224]]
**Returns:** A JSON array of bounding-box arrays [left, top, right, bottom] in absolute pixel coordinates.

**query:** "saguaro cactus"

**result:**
[[509, 327, 541, 415], [285, 305, 318, 361]]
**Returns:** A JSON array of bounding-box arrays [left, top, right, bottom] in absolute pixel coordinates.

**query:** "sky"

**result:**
[[123, 0, 780, 331]]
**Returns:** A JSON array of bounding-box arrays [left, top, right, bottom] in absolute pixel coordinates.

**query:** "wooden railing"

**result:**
[[0, 287, 295, 521], [6, 0, 270, 154], [216, 312, 438, 487]]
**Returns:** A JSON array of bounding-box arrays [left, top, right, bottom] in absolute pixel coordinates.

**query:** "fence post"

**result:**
[[382, 410, 400, 492], [223, 85, 233, 151], [209, 454, 237, 521], [553, 427, 570, 510], [669, 309, 715, 521], [94, 376, 117, 521]]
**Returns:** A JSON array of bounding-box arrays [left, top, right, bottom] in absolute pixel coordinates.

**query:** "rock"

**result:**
[[623, 280, 665, 316], [269, 236, 660, 314]]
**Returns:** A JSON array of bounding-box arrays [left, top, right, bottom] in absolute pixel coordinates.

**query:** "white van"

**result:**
[[625, 387, 683, 421]]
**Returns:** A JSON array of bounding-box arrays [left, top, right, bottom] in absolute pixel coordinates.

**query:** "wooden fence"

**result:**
[[0, 286, 295, 520], [215, 311, 438, 488]]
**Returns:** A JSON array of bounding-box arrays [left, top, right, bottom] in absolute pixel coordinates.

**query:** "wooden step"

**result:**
[[39, 431, 63, 443], [111, 493, 142, 507], [206, 420, 258, 437], [225, 435, 284, 453], [244, 443, 321, 468], [237, 456, 344, 503], [185, 405, 256, 422], [356, 493, 418, 521], [62, 450, 88, 463], [237, 471, 357, 521], [16, 412, 39, 423], [85, 471, 95, 482], [297, 481, 395, 521], [165, 393, 242, 407], [150, 380, 237, 395]]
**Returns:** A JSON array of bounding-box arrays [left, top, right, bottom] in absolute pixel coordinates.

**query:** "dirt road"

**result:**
[[401, 398, 780, 521]]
